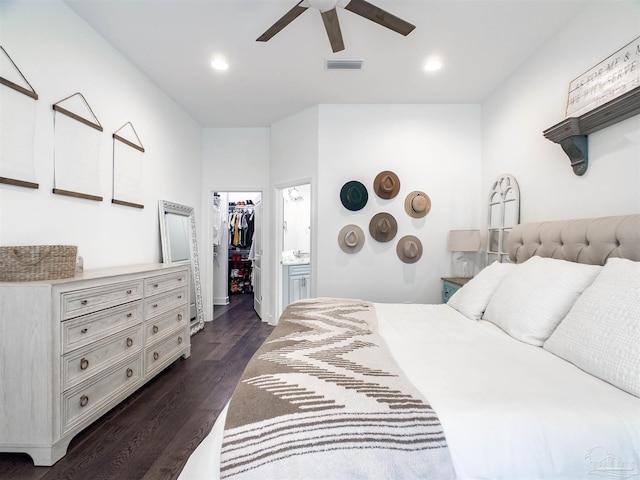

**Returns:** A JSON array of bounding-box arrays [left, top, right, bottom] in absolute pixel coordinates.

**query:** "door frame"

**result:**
[[274, 179, 312, 320], [206, 189, 264, 321]]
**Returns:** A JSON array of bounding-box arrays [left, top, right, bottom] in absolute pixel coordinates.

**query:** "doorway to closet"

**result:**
[[212, 191, 262, 318]]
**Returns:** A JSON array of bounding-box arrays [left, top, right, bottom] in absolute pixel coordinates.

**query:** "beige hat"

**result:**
[[404, 191, 431, 218], [338, 224, 365, 253], [396, 235, 423, 263], [369, 212, 398, 242], [373, 171, 401, 199]]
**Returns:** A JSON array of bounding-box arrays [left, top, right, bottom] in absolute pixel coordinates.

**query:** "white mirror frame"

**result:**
[[158, 200, 205, 335], [487, 174, 520, 264]]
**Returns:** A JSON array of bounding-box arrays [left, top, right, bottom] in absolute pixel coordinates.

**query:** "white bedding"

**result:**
[[179, 303, 640, 480]]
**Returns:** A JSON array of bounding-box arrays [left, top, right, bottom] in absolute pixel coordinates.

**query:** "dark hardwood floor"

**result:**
[[0, 294, 273, 480]]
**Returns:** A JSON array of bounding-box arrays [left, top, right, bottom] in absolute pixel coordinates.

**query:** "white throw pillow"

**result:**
[[447, 262, 517, 320], [544, 258, 640, 397], [482, 256, 601, 346]]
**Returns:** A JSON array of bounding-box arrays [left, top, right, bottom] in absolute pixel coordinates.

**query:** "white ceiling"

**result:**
[[64, 0, 593, 128]]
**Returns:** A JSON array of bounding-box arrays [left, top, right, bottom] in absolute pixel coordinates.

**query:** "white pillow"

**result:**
[[447, 261, 517, 320], [544, 258, 640, 397], [482, 256, 601, 346]]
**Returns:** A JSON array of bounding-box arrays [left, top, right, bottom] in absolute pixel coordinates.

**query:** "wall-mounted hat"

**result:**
[[369, 212, 398, 242], [396, 235, 423, 263], [338, 224, 365, 254], [373, 171, 401, 199], [404, 191, 431, 218], [340, 181, 368, 211]]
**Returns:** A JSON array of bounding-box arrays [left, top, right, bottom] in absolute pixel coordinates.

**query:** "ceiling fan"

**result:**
[[257, 0, 416, 53]]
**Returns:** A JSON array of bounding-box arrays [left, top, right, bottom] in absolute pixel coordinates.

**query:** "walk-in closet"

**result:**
[[212, 192, 262, 312]]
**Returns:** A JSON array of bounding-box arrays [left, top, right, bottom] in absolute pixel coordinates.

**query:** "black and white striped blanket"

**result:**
[[220, 298, 455, 479]]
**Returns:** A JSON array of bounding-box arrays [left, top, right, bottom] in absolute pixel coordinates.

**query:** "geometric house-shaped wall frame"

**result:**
[[52, 92, 103, 201], [112, 121, 145, 209], [0, 45, 39, 189]]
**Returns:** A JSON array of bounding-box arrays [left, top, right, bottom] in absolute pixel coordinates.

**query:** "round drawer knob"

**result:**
[[153, 283, 159, 288], [81, 328, 88, 334], [81, 300, 88, 306], [177, 314, 183, 321], [80, 395, 89, 407], [126, 313, 133, 318], [126, 337, 133, 347], [178, 336, 183, 344], [178, 295, 182, 299], [153, 352, 159, 361], [152, 303, 158, 308], [126, 289, 132, 294], [126, 368, 133, 378], [80, 358, 89, 370], [153, 325, 159, 334]]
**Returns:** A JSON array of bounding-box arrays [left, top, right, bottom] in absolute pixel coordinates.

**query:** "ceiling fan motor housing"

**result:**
[[306, 0, 339, 11]]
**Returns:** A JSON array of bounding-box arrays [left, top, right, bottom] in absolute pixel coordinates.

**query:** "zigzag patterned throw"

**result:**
[[220, 298, 455, 479]]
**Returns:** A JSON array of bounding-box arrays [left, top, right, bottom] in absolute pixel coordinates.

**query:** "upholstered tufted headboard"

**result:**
[[508, 214, 640, 265]]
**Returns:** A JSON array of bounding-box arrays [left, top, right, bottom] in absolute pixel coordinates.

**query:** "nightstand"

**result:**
[[441, 277, 472, 303]]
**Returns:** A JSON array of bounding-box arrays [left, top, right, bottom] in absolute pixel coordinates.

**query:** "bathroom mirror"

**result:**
[[158, 200, 204, 335]]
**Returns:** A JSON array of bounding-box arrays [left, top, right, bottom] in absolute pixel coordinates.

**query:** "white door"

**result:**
[[253, 198, 262, 318]]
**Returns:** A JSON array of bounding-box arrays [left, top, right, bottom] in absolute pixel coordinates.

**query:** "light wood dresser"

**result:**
[[0, 263, 191, 466]]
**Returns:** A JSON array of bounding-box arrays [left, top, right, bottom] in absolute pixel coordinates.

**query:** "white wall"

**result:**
[[0, 1, 202, 270], [269, 107, 319, 321], [317, 104, 482, 304], [482, 0, 640, 223], [201, 128, 270, 320]]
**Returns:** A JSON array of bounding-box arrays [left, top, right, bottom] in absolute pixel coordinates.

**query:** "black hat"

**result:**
[[340, 181, 368, 211]]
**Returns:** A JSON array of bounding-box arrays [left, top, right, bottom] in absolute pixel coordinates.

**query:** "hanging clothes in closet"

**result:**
[[228, 202, 254, 248]]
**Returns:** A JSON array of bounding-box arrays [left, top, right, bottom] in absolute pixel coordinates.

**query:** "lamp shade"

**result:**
[[447, 230, 480, 252]]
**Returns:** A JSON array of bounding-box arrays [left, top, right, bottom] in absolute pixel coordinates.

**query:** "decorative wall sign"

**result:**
[[545, 36, 640, 175], [112, 122, 145, 209], [0, 46, 39, 189], [566, 36, 640, 117], [52, 93, 103, 201]]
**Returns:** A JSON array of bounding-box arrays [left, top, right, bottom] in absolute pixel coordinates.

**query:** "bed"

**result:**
[[179, 214, 640, 480]]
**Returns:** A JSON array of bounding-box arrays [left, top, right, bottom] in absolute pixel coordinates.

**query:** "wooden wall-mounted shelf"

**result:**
[[543, 86, 640, 176]]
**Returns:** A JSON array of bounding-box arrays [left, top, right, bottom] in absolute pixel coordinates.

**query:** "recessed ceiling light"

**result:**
[[424, 59, 442, 72], [211, 58, 229, 71]]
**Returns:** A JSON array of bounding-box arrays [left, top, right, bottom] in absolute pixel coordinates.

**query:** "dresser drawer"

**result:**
[[62, 325, 143, 391], [145, 305, 188, 343], [145, 329, 188, 376], [144, 287, 188, 320], [61, 355, 142, 434], [62, 301, 143, 354], [288, 264, 310, 276], [61, 280, 143, 320], [144, 271, 189, 296]]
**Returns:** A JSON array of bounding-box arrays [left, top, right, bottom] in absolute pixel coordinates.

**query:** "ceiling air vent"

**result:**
[[326, 59, 363, 70]]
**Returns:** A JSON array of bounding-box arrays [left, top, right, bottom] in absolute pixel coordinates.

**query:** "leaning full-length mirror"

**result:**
[[158, 200, 204, 334]]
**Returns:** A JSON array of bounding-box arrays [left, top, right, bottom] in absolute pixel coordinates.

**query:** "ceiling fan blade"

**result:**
[[321, 8, 345, 52], [344, 0, 415, 36], [257, 2, 309, 42]]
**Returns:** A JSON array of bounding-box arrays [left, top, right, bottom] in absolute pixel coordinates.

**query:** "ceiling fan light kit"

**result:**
[[257, 0, 415, 53]]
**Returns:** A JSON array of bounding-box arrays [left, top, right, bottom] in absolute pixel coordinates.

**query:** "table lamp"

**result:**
[[447, 229, 480, 277]]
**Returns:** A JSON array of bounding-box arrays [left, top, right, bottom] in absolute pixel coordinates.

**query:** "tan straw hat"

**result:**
[[373, 171, 401, 199], [338, 224, 365, 253], [396, 235, 423, 263], [369, 212, 398, 242], [404, 191, 431, 218]]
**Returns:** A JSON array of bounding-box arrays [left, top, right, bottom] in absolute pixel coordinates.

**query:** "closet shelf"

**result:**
[[543, 85, 640, 176]]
